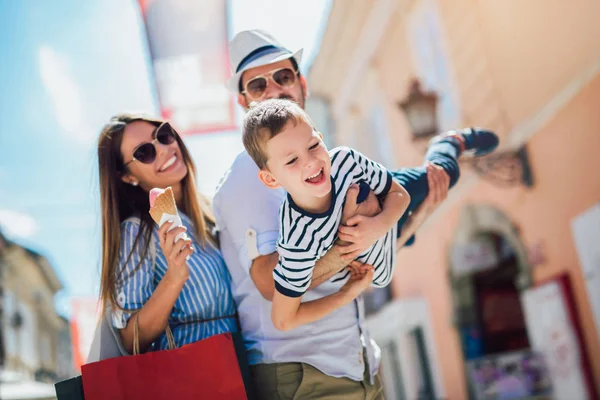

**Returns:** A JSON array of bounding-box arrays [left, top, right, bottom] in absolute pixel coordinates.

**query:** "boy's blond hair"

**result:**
[[243, 99, 315, 170]]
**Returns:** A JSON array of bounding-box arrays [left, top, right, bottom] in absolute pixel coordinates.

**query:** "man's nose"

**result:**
[[263, 80, 286, 100]]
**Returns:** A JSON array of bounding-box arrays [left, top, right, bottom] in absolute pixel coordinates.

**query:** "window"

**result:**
[[3, 290, 18, 357], [408, 327, 437, 399], [366, 299, 445, 398], [40, 332, 52, 366], [379, 340, 407, 399], [368, 93, 396, 168], [19, 302, 39, 368], [407, 0, 461, 131]]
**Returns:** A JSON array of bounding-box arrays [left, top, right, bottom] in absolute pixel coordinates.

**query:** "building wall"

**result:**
[[392, 73, 600, 398], [2, 244, 64, 381], [309, 0, 600, 397]]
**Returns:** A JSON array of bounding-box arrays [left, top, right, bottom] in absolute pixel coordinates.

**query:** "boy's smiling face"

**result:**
[[259, 120, 332, 210]]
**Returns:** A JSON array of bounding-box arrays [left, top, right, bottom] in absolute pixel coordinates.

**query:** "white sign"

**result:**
[[521, 281, 590, 400], [570, 202, 600, 340], [451, 236, 498, 276]]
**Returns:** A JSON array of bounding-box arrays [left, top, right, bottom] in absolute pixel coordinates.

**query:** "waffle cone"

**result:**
[[149, 187, 178, 224]]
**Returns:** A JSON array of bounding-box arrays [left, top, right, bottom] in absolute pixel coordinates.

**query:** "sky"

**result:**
[[0, 0, 331, 318]]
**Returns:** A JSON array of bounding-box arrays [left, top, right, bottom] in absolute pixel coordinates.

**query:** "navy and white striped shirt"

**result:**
[[274, 146, 398, 297], [112, 214, 237, 350]]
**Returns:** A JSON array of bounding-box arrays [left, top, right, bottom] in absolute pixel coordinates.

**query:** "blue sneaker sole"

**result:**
[[462, 127, 499, 157]]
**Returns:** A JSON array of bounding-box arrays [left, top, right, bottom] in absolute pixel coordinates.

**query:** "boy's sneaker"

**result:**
[[431, 127, 499, 157]]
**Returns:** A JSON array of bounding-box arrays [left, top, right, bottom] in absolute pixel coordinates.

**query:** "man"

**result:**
[[213, 29, 450, 399]]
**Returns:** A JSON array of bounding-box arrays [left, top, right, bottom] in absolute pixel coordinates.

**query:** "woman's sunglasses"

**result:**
[[123, 122, 177, 167], [241, 67, 298, 100]]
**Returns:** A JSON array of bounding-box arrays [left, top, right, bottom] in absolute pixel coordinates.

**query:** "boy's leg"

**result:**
[[391, 137, 461, 215], [390, 166, 435, 247], [391, 127, 499, 245]]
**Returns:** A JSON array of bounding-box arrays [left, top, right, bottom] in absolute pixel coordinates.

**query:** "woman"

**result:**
[[97, 113, 237, 353]]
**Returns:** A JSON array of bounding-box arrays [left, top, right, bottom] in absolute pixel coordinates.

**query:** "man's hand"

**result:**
[[336, 184, 384, 260], [395, 162, 450, 250], [339, 261, 374, 299], [345, 259, 374, 277], [337, 215, 388, 260], [414, 163, 450, 221]]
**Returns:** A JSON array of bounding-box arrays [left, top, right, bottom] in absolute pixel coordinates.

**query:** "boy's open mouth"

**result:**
[[305, 168, 325, 185]]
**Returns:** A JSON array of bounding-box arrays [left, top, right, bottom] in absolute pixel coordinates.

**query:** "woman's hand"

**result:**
[[158, 221, 194, 284]]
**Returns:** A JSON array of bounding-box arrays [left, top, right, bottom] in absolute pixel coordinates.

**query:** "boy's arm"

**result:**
[[271, 264, 374, 331], [271, 288, 352, 331], [338, 179, 410, 260], [250, 186, 382, 300], [251, 244, 358, 300], [250, 247, 351, 300]]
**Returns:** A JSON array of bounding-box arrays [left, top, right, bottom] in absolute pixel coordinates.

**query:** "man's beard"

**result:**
[[244, 87, 305, 109]]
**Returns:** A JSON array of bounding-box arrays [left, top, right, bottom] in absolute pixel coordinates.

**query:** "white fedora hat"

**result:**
[[226, 29, 303, 92]]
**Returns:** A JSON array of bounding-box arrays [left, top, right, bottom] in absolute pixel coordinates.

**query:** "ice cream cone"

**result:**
[[149, 187, 178, 225]]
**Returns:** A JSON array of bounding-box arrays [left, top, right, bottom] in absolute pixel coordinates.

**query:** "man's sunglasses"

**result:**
[[241, 67, 298, 100], [123, 122, 177, 167]]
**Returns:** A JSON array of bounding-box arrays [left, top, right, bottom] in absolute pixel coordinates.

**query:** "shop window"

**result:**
[[379, 340, 407, 399], [409, 327, 437, 399]]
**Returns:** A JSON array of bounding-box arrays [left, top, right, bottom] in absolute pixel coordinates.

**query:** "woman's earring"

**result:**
[[131, 181, 138, 186]]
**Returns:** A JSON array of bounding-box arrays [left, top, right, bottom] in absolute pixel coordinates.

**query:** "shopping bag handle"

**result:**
[[133, 313, 176, 355]]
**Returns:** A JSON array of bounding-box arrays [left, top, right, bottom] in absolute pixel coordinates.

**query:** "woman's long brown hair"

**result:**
[[97, 113, 216, 313]]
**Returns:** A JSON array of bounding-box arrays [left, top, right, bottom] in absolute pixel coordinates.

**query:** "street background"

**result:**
[[1, 1, 600, 399]]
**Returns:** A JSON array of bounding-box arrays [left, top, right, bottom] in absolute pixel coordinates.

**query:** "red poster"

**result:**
[[71, 297, 101, 371]]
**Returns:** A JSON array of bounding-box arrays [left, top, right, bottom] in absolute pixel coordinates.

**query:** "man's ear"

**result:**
[[300, 75, 309, 99], [258, 168, 280, 189], [238, 93, 249, 109]]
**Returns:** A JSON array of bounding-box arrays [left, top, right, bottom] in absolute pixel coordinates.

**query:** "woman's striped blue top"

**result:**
[[111, 213, 237, 350]]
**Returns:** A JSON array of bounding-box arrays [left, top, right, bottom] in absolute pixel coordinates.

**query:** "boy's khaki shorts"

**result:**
[[250, 360, 384, 400]]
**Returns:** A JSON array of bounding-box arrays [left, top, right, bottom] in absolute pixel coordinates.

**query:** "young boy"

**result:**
[[242, 99, 498, 331]]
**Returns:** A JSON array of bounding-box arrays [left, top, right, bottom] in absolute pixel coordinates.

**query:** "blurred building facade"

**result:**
[[1, 229, 73, 384], [309, 0, 600, 398]]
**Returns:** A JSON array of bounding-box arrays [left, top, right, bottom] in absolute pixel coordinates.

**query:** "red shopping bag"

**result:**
[[81, 331, 248, 400]]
